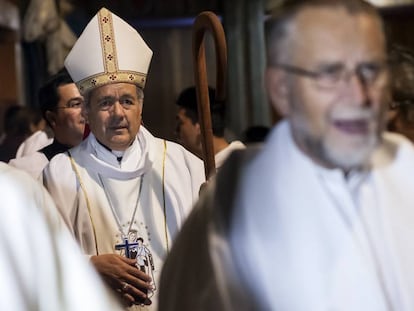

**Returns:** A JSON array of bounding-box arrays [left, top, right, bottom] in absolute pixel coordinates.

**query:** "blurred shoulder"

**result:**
[[0, 162, 53, 210], [374, 131, 414, 169], [0, 161, 39, 188]]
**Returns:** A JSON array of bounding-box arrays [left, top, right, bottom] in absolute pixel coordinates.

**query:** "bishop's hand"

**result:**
[[90, 253, 152, 307]]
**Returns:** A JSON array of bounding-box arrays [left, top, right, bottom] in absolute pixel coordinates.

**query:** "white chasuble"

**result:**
[[44, 126, 205, 310], [229, 121, 414, 311], [9, 151, 49, 181]]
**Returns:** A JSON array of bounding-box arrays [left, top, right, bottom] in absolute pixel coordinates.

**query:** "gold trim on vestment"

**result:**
[[162, 140, 169, 253], [68, 151, 99, 255]]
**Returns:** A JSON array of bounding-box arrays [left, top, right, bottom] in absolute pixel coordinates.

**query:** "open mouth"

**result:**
[[110, 124, 127, 130], [333, 119, 369, 135], [109, 127, 128, 134]]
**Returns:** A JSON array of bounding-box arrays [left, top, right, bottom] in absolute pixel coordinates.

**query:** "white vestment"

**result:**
[[0, 162, 122, 311], [43, 126, 205, 310], [16, 130, 53, 158], [215, 140, 245, 169], [9, 151, 48, 181], [10, 139, 71, 181], [160, 120, 414, 311]]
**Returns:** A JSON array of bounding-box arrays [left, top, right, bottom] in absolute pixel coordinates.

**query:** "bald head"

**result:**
[[265, 0, 385, 66]]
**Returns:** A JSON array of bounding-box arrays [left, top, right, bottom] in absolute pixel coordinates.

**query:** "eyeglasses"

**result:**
[[273, 61, 389, 89], [56, 99, 84, 110]]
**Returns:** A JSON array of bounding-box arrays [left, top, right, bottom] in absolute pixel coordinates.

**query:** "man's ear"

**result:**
[[195, 122, 201, 135], [195, 122, 203, 156], [265, 67, 290, 117], [45, 111, 57, 129]]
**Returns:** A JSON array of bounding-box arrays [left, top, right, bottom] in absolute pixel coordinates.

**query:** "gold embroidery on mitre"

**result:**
[[77, 71, 147, 93], [98, 8, 118, 73], [77, 8, 149, 93]]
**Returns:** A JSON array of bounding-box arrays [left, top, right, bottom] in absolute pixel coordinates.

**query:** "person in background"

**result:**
[[159, 0, 414, 310], [9, 68, 85, 180], [43, 7, 204, 310], [15, 106, 53, 158], [0, 162, 122, 311], [175, 86, 245, 170], [387, 45, 414, 142], [0, 105, 34, 162]]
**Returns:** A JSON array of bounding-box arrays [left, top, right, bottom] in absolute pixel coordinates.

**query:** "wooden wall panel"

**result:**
[[139, 26, 216, 141], [0, 40, 19, 137], [0, 42, 17, 102]]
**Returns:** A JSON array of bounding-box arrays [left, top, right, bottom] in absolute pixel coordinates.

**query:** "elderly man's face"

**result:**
[[268, 7, 390, 171], [86, 83, 143, 151]]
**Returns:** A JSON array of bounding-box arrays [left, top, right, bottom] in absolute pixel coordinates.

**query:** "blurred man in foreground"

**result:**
[[160, 1, 414, 310], [0, 162, 121, 311]]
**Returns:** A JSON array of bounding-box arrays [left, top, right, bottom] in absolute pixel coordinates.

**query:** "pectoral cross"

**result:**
[[115, 237, 138, 258]]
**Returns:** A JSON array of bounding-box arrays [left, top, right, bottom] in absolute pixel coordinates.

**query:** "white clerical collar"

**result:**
[[94, 136, 143, 167], [91, 135, 139, 168], [315, 164, 370, 195], [280, 121, 370, 192], [80, 127, 153, 179], [111, 149, 124, 159]]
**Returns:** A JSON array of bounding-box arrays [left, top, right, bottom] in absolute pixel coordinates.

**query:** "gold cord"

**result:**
[[162, 140, 169, 253], [68, 151, 99, 255]]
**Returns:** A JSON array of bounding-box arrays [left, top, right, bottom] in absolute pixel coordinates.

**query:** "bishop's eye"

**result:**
[[120, 98, 134, 109], [98, 99, 113, 111]]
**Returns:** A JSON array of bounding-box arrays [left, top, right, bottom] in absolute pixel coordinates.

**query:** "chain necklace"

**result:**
[[69, 139, 169, 255], [98, 174, 144, 239]]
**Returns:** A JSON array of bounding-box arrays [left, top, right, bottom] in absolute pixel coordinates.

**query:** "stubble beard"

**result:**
[[292, 110, 381, 172]]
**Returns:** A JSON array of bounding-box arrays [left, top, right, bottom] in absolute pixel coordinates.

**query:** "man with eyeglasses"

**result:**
[[9, 68, 85, 181], [159, 1, 414, 310]]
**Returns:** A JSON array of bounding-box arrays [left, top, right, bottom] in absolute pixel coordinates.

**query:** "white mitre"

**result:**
[[64, 7, 153, 93]]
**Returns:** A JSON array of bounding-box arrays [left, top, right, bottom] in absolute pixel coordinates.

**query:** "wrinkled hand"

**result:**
[[91, 254, 152, 307]]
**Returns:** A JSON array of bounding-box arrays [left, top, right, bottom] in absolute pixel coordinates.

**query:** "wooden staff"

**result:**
[[192, 11, 227, 179]]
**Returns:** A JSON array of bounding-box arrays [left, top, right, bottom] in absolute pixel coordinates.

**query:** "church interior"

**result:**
[[1, 0, 414, 143]]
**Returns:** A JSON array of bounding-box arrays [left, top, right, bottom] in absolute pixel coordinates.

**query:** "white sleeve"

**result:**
[[43, 152, 80, 234], [0, 163, 122, 311], [180, 144, 206, 202]]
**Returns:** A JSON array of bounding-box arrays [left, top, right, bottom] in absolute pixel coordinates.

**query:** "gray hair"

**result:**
[[265, 0, 384, 66], [83, 84, 144, 108]]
